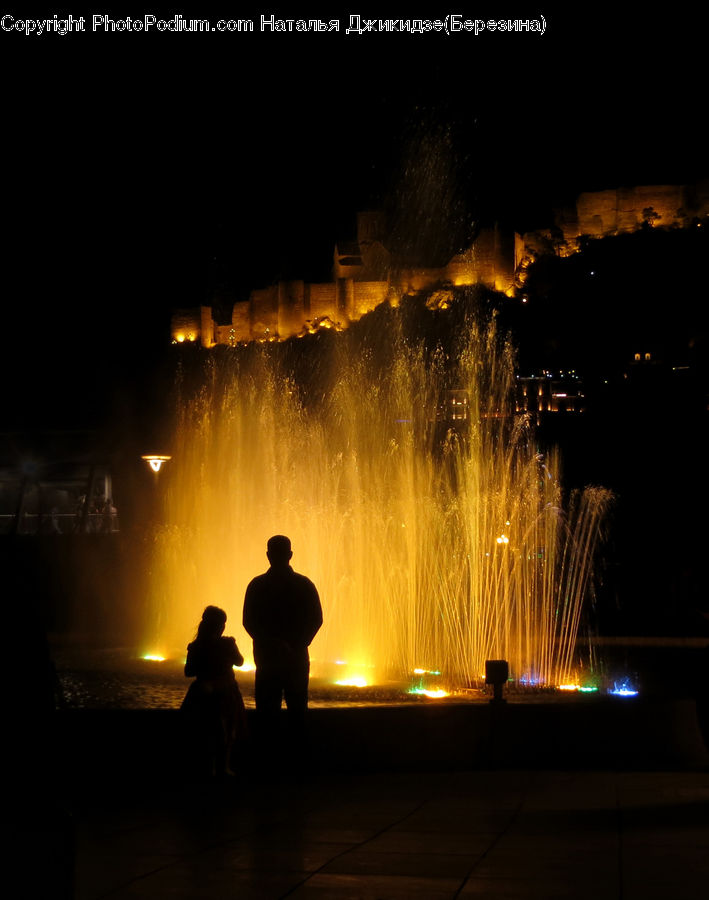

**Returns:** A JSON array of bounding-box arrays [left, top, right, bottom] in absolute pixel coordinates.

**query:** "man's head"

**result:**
[[267, 534, 293, 568]]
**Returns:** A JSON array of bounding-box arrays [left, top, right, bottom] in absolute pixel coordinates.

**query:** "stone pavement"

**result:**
[[69, 768, 709, 900]]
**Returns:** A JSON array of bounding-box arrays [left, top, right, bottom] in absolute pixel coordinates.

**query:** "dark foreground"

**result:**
[[23, 767, 709, 900], [12, 700, 709, 899]]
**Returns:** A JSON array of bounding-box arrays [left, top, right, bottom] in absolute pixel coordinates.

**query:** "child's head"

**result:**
[[196, 605, 227, 639]]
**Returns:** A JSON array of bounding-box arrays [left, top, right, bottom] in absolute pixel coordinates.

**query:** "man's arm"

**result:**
[[305, 580, 323, 645], [242, 580, 258, 638]]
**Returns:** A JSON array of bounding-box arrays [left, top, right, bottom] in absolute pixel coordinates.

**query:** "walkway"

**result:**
[[70, 768, 709, 899]]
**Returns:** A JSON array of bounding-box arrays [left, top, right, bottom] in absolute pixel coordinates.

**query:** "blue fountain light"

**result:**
[[608, 678, 639, 697], [518, 672, 543, 686]]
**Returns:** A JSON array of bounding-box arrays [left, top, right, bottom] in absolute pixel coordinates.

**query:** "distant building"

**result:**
[[516, 371, 586, 421], [172, 181, 709, 347]]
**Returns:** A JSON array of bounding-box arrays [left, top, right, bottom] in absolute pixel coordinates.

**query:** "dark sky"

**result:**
[[2, 4, 707, 428]]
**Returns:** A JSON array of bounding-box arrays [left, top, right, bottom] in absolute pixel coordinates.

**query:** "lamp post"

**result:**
[[140, 455, 171, 528], [138, 453, 172, 659]]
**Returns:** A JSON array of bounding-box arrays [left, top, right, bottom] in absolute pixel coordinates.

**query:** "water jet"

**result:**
[[143, 291, 612, 694]]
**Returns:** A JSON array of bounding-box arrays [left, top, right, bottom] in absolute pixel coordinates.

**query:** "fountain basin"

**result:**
[[48, 642, 709, 777], [54, 696, 709, 782]]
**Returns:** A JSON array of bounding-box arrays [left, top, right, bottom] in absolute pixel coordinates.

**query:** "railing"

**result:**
[[0, 512, 120, 535]]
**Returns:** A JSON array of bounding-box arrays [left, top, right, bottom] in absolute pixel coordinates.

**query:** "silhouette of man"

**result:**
[[243, 535, 323, 739]]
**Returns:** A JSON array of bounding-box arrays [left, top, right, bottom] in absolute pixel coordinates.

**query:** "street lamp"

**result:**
[[141, 454, 171, 474]]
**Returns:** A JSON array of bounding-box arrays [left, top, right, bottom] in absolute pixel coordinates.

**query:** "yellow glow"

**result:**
[[419, 689, 449, 698], [335, 676, 368, 687], [235, 661, 255, 672], [496, 534, 509, 545], [558, 683, 581, 691], [142, 654, 166, 662], [425, 290, 454, 311], [141, 454, 172, 473], [175, 333, 185, 343], [147, 314, 612, 691]]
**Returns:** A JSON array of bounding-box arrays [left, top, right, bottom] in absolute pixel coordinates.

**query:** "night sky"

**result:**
[[2, 5, 707, 429]]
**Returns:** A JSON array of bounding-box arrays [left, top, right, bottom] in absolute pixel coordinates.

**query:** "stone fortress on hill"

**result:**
[[171, 181, 709, 347]]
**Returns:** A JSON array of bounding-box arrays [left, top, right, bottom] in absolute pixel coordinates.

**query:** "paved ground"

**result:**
[[64, 768, 709, 900]]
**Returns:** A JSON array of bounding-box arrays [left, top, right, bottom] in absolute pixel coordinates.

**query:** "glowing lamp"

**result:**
[[408, 687, 449, 699], [141, 454, 172, 473], [609, 679, 639, 697]]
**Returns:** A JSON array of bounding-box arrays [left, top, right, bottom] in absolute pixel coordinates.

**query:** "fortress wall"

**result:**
[[214, 324, 232, 344], [397, 268, 443, 293], [631, 184, 686, 226], [309, 283, 337, 322], [171, 309, 202, 344], [336, 278, 356, 320], [447, 226, 515, 293], [199, 306, 216, 347], [553, 206, 580, 245], [576, 185, 688, 237], [576, 189, 620, 236], [277, 280, 306, 339], [333, 258, 361, 281], [351, 281, 389, 319], [471, 228, 498, 285], [492, 228, 516, 294], [358, 241, 391, 280], [446, 248, 478, 286], [230, 301, 251, 342], [249, 286, 278, 339], [616, 187, 644, 232], [493, 271, 516, 295]]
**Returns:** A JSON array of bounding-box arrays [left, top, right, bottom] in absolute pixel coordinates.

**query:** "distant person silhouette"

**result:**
[[181, 605, 247, 777], [243, 535, 323, 743]]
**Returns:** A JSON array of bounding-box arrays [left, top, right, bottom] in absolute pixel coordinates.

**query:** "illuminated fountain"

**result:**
[[144, 292, 611, 694]]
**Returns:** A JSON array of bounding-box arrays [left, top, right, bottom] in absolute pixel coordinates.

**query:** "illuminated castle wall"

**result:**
[[172, 182, 708, 346], [517, 182, 709, 268]]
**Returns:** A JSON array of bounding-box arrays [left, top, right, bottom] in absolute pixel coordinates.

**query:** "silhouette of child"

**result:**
[[181, 606, 247, 776]]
